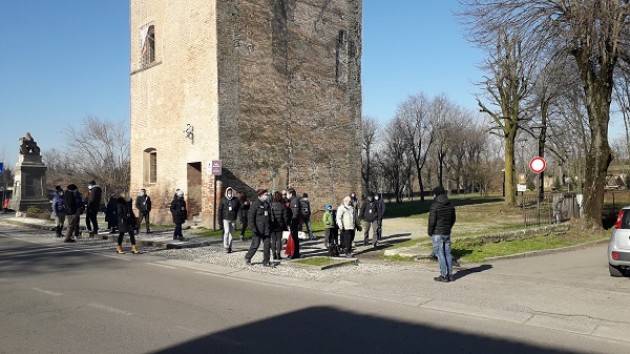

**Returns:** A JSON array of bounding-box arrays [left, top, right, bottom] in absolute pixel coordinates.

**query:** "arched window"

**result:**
[[143, 148, 157, 184], [141, 25, 156, 67]]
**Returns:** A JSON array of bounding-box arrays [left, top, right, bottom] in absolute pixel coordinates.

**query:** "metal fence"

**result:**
[[519, 193, 580, 227]]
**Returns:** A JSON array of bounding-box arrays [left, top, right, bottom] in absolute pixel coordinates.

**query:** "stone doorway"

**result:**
[[187, 162, 202, 220]]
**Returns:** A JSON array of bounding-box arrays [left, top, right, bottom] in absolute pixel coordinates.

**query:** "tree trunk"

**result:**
[[538, 102, 548, 202], [417, 167, 425, 202], [583, 85, 613, 229], [438, 156, 444, 188], [504, 134, 516, 206]]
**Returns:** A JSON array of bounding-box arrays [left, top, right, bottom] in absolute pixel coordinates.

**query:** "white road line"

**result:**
[[32, 287, 63, 297], [148, 263, 178, 270], [87, 303, 133, 316]]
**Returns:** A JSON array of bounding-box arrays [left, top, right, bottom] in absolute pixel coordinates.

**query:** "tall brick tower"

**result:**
[[130, 0, 362, 227]]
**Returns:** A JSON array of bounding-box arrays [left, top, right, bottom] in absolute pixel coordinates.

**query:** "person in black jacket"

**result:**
[[360, 192, 380, 247], [105, 195, 118, 234], [300, 193, 315, 240], [170, 189, 187, 241], [219, 187, 241, 253], [135, 189, 152, 234], [63, 184, 82, 243], [245, 189, 272, 266], [428, 186, 456, 282], [287, 188, 302, 259], [238, 192, 250, 241], [270, 191, 290, 261], [116, 196, 139, 254], [85, 180, 102, 237]]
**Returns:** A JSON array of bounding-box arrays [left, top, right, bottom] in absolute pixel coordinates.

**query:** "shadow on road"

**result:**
[[453, 264, 493, 281], [150, 306, 572, 354], [0, 235, 124, 277]]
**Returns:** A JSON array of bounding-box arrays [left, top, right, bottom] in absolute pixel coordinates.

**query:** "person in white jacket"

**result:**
[[337, 196, 356, 257]]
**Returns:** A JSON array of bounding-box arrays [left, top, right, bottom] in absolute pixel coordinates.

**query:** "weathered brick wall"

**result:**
[[130, 0, 220, 225], [217, 0, 363, 212]]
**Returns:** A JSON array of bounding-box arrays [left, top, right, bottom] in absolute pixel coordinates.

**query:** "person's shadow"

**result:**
[[453, 264, 493, 281]]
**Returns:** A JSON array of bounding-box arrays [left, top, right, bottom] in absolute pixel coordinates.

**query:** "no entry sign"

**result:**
[[529, 156, 547, 174]]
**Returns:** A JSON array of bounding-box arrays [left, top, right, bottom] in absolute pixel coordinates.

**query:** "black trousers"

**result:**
[[245, 234, 271, 264], [271, 231, 283, 258], [137, 212, 150, 232], [341, 230, 355, 255], [240, 218, 248, 237], [86, 210, 98, 234], [290, 220, 300, 258], [173, 223, 183, 240], [117, 230, 136, 246]]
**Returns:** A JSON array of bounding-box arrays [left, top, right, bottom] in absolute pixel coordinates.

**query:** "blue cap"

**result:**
[[325, 204, 333, 210]]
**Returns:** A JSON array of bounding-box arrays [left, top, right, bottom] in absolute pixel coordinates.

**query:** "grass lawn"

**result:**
[[294, 256, 338, 267], [453, 228, 609, 263]]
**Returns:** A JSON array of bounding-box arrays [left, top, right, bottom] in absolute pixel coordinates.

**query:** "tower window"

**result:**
[[336, 30, 348, 84], [141, 25, 156, 68], [144, 148, 157, 184]]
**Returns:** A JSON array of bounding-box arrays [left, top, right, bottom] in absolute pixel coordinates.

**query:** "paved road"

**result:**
[[1, 224, 629, 354]]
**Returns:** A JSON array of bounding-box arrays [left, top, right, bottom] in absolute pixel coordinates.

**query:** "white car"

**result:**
[[608, 207, 630, 277]]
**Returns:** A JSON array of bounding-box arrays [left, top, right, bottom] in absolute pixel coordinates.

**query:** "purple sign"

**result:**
[[211, 160, 222, 176]]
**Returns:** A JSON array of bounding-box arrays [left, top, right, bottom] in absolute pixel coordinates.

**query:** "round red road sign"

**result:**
[[529, 156, 547, 174]]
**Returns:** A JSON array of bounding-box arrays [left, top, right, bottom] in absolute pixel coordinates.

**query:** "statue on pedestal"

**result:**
[[19, 133, 41, 156], [11, 133, 49, 214]]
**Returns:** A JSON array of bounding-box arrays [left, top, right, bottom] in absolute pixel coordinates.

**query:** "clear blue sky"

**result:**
[[0, 1, 544, 165]]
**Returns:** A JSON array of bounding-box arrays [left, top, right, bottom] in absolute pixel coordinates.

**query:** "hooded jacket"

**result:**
[[219, 187, 241, 221], [270, 201, 290, 232], [428, 194, 456, 236], [170, 196, 188, 224], [336, 204, 356, 231], [116, 197, 136, 233], [63, 185, 83, 215], [299, 197, 311, 219]]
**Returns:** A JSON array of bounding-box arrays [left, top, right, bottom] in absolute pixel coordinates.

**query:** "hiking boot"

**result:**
[[131, 245, 140, 254], [448, 274, 455, 282], [433, 276, 450, 283], [116, 245, 125, 254]]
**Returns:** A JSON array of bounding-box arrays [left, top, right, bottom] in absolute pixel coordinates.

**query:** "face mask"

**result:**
[[375, 196, 380, 201], [227, 192, 233, 199]]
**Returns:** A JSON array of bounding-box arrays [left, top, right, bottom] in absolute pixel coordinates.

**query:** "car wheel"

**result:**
[[609, 264, 624, 277]]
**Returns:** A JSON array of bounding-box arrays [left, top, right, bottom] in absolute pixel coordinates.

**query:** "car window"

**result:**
[[622, 211, 630, 229]]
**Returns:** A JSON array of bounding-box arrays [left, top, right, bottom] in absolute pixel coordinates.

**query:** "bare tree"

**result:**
[[462, 0, 630, 228], [431, 95, 457, 189], [380, 117, 408, 203], [474, 29, 531, 206], [361, 116, 379, 194], [398, 93, 435, 201], [59, 116, 130, 195]]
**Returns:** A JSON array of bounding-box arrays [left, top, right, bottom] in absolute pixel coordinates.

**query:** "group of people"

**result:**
[[51, 181, 154, 254], [50, 180, 457, 282]]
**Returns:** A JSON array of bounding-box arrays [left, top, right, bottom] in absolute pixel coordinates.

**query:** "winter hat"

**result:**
[[433, 186, 446, 196], [176, 189, 184, 198], [325, 204, 333, 211], [256, 189, 268, 197], [55, 185, 63, 192], [67, 184, 77, 191]]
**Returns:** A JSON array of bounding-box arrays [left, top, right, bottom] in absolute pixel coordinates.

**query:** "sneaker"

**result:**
[[448, 275, 455, 282], [373, 241, 378, 248], [433, 276, 450, 283]]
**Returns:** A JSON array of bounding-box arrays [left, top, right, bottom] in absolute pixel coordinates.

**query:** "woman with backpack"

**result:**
[[116, 195, 139, 254]]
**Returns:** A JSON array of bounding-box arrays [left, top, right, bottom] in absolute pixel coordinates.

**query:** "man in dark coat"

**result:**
[[287, 188, 302, 259], [63, 184, 82, 243], [300, 193, 315, 240], [428, 186, 457, 282], [245, 189, 272, 266], [86, 180, 102, 237], [105, 195, 118, 233], [170, 189, 187, 241], [135, 189, 152, 233], [360, 192, 380, 247]]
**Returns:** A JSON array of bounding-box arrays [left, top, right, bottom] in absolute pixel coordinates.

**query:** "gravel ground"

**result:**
[[152, 244, 424, 282]]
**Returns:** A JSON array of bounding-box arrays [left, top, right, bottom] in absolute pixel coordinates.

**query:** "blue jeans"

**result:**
[[432, 234, 453, 277]]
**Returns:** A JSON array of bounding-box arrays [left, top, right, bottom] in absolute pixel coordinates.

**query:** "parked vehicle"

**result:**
[[608, 207, 630, 277]]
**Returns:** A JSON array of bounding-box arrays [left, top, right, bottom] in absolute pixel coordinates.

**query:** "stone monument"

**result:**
[[10, 133, 49, 214]]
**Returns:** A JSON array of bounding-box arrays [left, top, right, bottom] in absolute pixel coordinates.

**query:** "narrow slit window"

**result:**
[[335, 30, 348, 84], [141, 25, 156, 67]]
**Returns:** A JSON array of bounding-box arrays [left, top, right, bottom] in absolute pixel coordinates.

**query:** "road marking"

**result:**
[[87, 303, 133, 316], [148, 263, 177, 270], [32, 287, 63, 297]]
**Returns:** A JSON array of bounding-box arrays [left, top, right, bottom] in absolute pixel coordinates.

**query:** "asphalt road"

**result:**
[[1, 225, 629, 354]]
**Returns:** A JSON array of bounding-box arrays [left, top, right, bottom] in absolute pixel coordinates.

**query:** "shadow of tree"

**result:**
[[150, 306, 574, 354]]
